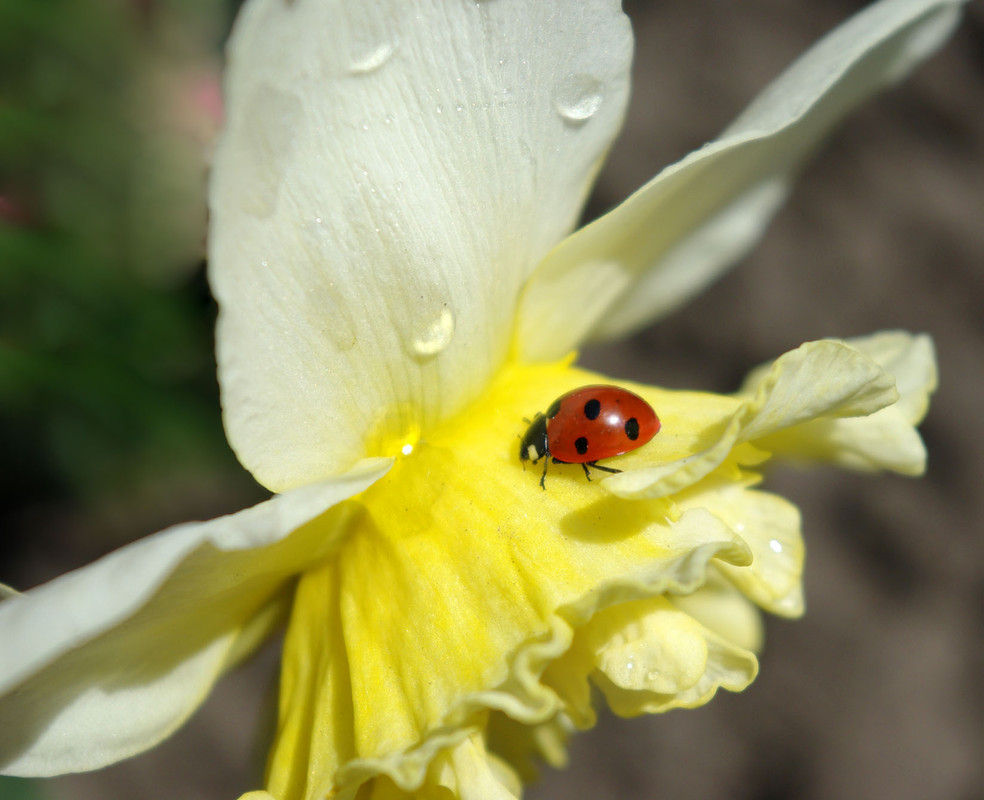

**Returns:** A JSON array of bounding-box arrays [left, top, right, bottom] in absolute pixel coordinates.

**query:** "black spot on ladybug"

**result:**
[[624, 417, 640, 440], [583, 398, 601, 420], [575, 436, 589, 455], [546, 398, 562, 419]]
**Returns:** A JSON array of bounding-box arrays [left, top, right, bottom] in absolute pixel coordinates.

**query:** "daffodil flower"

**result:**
[[0, 0, 959, 798]]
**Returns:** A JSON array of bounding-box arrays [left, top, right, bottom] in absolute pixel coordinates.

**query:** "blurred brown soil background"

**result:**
[[17, 1, 984, 798]]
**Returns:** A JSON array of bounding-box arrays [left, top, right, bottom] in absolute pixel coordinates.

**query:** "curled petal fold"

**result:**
[[678, 481, 805, 617], [748, 332, 937, 473], [486, 711, 573, 784], [210, 0, 633, 491], [590, 601, 759, 716], [544, 594, 758, 728], [670, 572, 765, 655], [0, 459, 391, 776], [407, 733, 522, 800], [516, 0, 965, 359], [269, 496, 747, 799], [603, 339, 899, 499]]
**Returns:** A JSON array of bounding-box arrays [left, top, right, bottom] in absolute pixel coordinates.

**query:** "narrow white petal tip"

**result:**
[[518, 0, 967, 357], [0, 458, 391, 776]]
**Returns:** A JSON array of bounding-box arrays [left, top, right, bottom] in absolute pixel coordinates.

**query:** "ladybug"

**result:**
[[519, 384, 660, 489]]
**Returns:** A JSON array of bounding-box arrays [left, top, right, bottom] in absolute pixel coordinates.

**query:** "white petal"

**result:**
[[516, 0, 965, 358], [0, 458, 390, 776], [209, 0, 632, 491]]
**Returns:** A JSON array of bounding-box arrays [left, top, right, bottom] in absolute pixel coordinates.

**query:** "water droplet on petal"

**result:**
[[348, 41, 395, 75], [552, 73, 604, 126], [769, 538, 783, 554], [409, 307, 455, 360]]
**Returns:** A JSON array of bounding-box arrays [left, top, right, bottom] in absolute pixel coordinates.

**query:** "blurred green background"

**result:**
[[0, 0, 264, 599], [1, 1, 981, 799]]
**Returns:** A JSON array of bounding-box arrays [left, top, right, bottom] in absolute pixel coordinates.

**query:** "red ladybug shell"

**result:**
[[545, 385, 660, 463]]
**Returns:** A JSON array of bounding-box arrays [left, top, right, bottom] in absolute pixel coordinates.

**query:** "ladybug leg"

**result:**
[[539, 456, 549, 490], [591, 463, 621, 474], [584, 461, 622, 481], [581, 462, 593, 482]]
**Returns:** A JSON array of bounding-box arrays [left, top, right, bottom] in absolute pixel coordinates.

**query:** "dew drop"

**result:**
[[347, 41, 395, 75], [408, 307, 455, 360], [552, 73, 604, 126], [769, 538, 783, 554]]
